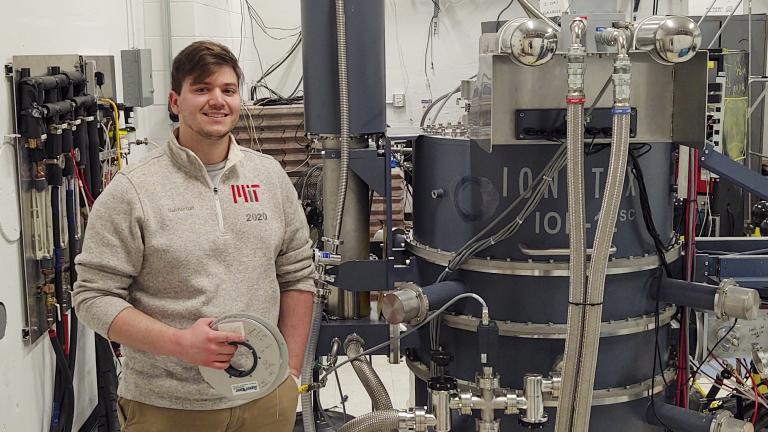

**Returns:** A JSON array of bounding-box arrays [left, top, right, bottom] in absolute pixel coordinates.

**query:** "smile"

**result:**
[[203, 113, 229, 118]]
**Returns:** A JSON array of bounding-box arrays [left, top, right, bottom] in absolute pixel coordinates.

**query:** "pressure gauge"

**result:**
[[199, 313, 289, 400]]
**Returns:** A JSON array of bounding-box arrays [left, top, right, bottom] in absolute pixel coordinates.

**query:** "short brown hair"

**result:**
[[171, 40, 243, 94]]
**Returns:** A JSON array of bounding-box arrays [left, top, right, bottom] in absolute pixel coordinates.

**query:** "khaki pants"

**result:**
[[118, 377, 298, 432]]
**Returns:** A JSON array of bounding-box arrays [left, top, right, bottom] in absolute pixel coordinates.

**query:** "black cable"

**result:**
[[256, 34, 302, 83], [496, 0, 515, 31], [628, 148, 672, 276], [334, 369, 348, 422], [65, 181, 79, 377]]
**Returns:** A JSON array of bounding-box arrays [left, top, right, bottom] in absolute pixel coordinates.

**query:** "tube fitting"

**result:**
[[429, 376, 456, 432], [711, 411, 754, 432], [715, 279, 760, 320], [399, 408, 437, 432], [382, 281, 466, 325], [521, 374, 548, 425], [382, 283, 428, 325]]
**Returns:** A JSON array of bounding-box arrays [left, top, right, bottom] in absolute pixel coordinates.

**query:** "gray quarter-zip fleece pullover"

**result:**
[[72, 131, 316, 410]]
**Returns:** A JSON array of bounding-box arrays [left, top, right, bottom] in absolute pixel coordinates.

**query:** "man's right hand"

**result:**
[[175, 318, 246, 369]]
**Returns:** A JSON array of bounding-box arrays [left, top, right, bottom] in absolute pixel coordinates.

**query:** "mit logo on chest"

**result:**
[[231, 184, 261, 204]]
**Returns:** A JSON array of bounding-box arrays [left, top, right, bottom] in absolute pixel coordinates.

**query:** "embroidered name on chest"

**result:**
[[231, 184, 261, 204], [168, 205, 195, 213]]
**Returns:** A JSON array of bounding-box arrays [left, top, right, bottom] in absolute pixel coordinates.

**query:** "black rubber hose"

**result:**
[[51, 185, 64, 343], [45, 132, 63, 188], [49, 333, 75, 432], [65, 182, 79, 376], [645, 400, 714, 431], [61, 128, 74, 177], [86, 118, 101, 198], [653, 278, 717, 312], [74, 120, 91, 193]]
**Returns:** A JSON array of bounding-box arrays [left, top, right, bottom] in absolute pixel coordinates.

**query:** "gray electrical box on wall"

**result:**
[[121, 48, 154, 107]]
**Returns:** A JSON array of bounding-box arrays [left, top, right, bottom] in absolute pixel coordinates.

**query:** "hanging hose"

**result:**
[[564, 28, 633, 430], [338, 410, 402, 432], [556, 17, 588, 432], [344, 335, 394, 411], [86, 116, 102, 198], [301, 296, 324, 432], [65, 175, 79, 377], [331, 0, 350, 252]]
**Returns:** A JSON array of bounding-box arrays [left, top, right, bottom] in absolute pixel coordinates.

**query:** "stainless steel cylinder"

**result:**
[[496, 18, 558, 67], [322, 136, 371, 318], [715, 279, 761, 320], [633, 15, 702, 64], [382, 283, 426, 325], [432, 390, 452, 432], [522, 374, 547, 425]]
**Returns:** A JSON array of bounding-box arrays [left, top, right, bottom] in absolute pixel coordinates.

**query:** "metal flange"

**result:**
[[441, 306, 676, 339], [406, 238, 681, 277]]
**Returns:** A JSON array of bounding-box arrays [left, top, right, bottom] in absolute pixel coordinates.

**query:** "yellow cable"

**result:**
[[693, 381, 707, 397], [99, 98, 122, 170]]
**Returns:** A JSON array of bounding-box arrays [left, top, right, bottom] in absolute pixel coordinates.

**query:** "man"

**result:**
[[73, 40, 315, 432]]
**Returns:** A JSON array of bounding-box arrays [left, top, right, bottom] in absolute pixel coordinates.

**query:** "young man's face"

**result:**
[[169, 66, 241, 142]]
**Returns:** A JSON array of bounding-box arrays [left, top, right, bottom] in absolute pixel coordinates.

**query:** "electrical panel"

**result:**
[[121, 49, 154, 107], [9, 54, 126, 344]]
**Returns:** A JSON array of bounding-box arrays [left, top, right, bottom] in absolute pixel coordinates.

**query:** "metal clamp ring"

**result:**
[[225, 341, 258, 378]]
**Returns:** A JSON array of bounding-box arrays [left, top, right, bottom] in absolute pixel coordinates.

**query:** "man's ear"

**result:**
[[168, 91, 180, 122]]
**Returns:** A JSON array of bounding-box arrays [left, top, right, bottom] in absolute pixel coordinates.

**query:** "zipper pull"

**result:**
[[213, 187, 218, 194]]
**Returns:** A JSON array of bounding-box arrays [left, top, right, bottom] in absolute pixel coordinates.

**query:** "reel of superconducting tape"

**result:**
[[199, 313, 289, 400]]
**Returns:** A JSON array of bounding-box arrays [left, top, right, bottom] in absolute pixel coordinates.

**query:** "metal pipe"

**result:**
[[655, 278, 760, 320], [697, 0, 719, 27], [706, 0, 744, 50], [518, 0, 561, 32], [431, 389, 451, 432], [748, 84, 768, 116], [522, 374, 547, 425]]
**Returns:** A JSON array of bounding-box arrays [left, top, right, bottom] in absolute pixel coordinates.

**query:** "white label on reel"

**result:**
[[231, 381, 260, 395], [218, 322, 245, 337]]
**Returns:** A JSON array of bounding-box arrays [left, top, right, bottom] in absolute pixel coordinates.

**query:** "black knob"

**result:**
[[431, 350, 454, 367], [428, 375, 457, 392]]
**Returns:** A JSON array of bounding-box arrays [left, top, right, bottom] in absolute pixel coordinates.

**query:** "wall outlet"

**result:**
[[393, 93, 406, 108]]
